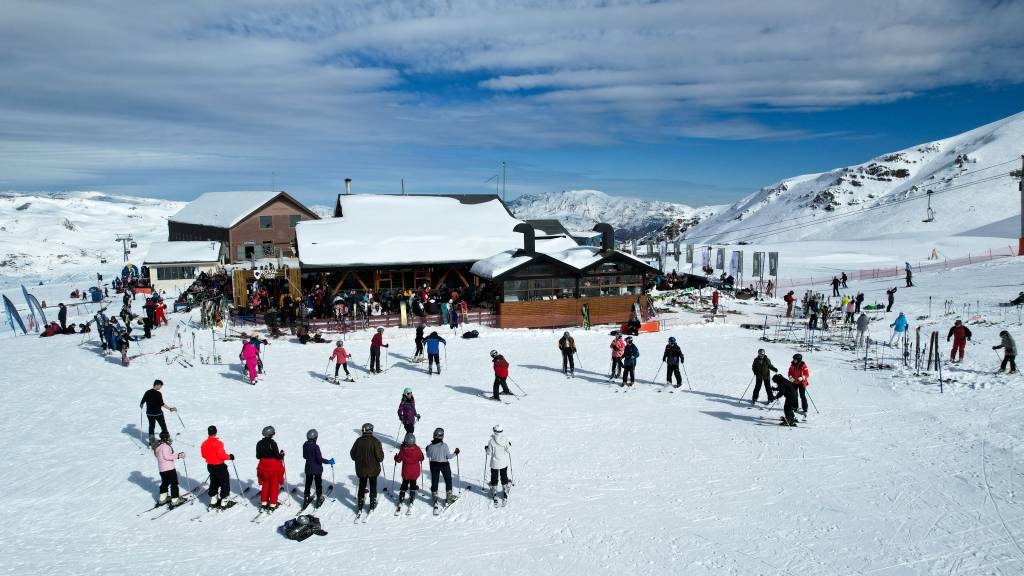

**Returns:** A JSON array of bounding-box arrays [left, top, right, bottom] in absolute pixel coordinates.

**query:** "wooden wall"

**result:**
[[497, 294, 646, 329]]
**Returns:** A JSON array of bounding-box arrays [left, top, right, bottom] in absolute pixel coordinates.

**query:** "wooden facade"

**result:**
[[232, 267, 302, 307], [497, 294, 647, 329]]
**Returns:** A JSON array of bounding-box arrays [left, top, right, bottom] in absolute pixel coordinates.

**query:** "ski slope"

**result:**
[[1, 253, 1022, 575]]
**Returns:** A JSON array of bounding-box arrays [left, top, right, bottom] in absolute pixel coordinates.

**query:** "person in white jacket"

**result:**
[[485, 424, 512, 502]]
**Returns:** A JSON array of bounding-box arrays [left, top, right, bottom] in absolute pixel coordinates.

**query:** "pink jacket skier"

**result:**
[[241, 340, 260, 384]]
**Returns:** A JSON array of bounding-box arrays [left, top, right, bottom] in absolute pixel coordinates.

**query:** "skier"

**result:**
[[369, 327, 388, 373], [485, 424, 512, 503], [397, 388, 420, 434], [393, 433, 424, 513], [426, 428, 460, 510], [855, 291, 865, 314], [886, 287, 897, 312], [329, 340, 352, 382], [256, 426, 286, 511], [751, 349, 778, 404], [840, 272, 848, 288], [784, 291, 795, 317], [413, 325, 425, 362], [609, 334, 625, 378], [490, 350, 512, 400], [558, 331, 576, 376], [248, 333, 268, 374], [140, 379, 176, 447], [350, 423, 384, 514], [831, 276, 840, 297], [889, 312, 909, 346], [993, 330, 1017, 374], [844, 299, 856, 324], [855, 313, 870, 348], [58, 303, 67, 331], [788, 354, 810, 416], [946, 320, 972, 363], [621, 336, 639, 387], [302, 429, 335, 509], [200, 425, 235, 508], [711, 290, 720, 314], [904, 263, 914, 287], [154, 431, 186, 507], [770, 374, 800, 426], [240, 338, 260, 385], [449, 306, 460, 331], [425, 331, 446, 375], [662, 336, 683, 387], [154, 300, 168, 326]]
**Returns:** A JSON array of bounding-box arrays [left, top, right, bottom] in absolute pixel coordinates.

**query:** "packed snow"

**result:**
[[169, 191, 281, 228], [143, 241, 223, 264]]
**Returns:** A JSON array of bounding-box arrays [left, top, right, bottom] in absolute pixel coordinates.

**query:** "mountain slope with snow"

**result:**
[[683, 111, 1024, 244], [509, 189, 720, 240]]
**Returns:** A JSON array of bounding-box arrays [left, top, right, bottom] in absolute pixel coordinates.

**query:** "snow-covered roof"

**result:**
[[471, 235, 656, 279], [143, 241, 222, 264], [297, 195, 526, 267], [169, 191, 281, 228]]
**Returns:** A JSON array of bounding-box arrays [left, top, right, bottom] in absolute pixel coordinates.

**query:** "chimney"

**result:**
[[592, 223, 614, 253], [513, 223, 536, 254], [344, 178, 352, 195]]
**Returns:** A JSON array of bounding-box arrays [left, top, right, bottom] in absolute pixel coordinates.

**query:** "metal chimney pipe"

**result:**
[[513, 223, 536, 254], [592, 223, 615, 252], [344, 178, 352, 195]]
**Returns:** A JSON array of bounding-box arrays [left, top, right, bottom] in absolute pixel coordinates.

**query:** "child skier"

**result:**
[[350, 423, 384, 514], [770, 374, 800, 426], [485, 424, 512, 504], [993, 330, 1017, 374], [302, 429, 334, 509], [558, 331, 576, 376], [663, 336, 683, 387], [621, 336, 639, 387], [394, 433, 425, 514], [425, 331, 446, 375], [413, 325, 425, 362], [329, 340, 352, 382], [240, 339, 260, 385], [154, 431, 186, 507], [426, 428, 460, 510], [255, 426, 285, 511], [490, 350, 512, 400], [369, 327, 388, 373], [200, 425, 235, 508], [609, 334, 625, 378], [946, 320, 972, 363], [788, 354, 810, 416], [397, 388, 420, 434]]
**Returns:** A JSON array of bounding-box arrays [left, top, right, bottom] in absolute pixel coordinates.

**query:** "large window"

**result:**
[[155, 266, 197, 281], [289, 214, 301, 228], [579, 273, 642, 297], [502, 277, 576, 302], [262, 241, 275, 257], [259, 215, 273, 229]]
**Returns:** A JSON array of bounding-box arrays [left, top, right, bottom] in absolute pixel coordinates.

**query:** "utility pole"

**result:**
[[401, 178, 405, 195], [501, 160, 507, 202], [1019, 155, 1024, 256]]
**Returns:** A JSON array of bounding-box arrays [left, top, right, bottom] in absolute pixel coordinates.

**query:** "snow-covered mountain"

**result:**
[[0, 191, 185, 287], [508, 189, 720, 241], [683, 111, 1024, 245]]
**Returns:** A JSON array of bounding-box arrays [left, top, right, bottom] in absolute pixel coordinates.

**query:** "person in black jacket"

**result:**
[[302, 429, 334, 509], [57, 303, 67, 331], [662, 337, 683, 387], [350, 423, 384, 514], [751, 349, 778, 404], [771, 374, 799, 426], [558, 332, 576, 376], [140, 379, 176, 446], [413, 325, 425, 362]]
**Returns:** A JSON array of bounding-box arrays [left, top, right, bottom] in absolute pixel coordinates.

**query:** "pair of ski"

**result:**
[[325, 375, 355, 385], [144, 496, 195, 520], [250, 504, 285, 523], [480, 392, 513, 405], [189, 500, 238, 522], [433, 495, 460, 516], [354, 502, 378, 523]]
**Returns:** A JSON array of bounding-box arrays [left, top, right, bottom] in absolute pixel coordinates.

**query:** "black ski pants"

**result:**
[[147, 414, 168, 436], [333, 362, 350, 378], [399, 479, 418, 492], [621, 365, 635, 384], [429, 461, 453, 492], [369, 346, 382, 372], [753, 374, 772, 402], [428, 353, 441, 374], [304, 474, 323, 499], [414, 338, 423, 357], [561, 349, 575, 373], [886, 300, 894, 312], [493, 376, 511, 398], [667, 364, 681, 386], [773, 376, 799, 424], [207, 463, 230, 499], [159, 470, 180, 498], [489, 467, 509, 487], [357, 475, 378, 502], [1001, 354, 1017, 372], [611, 356, 623, 377], [797, 385, 808, 412]]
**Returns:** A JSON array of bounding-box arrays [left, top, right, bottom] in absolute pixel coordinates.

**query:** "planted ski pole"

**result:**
[[456, 453, 462, 495], [508, 375, 527, 397], [806, 390, 820, 415], [174, 409, 185, 430], [323, 358, 332, 380], [231, 459, 247, 498], [327, 464, 335, 495], [681, 365, 693, 391], [574, 350, 583, 369], [650, 360, 665, 386], [737, 375, 754, 404], [181, 457, 197, 504]]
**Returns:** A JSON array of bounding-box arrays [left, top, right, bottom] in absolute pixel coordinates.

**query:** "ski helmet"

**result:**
[[361, 422, 374, 434], [433, 427, 444, 440], [668, 337, 676, 343], [492, 424, 503, 433], [563, 331, 570, 337], [792, 353, 802, 362], [159, 431, 171, 441], [403, 433, 416, 445], [403, 387, 412, 395], [336, 340, 343, 347], [757, 348, 765, 355], [1000, 330, 1009, 337], [377, 327, 384, 333], [262, 425, 275, 438], [625, 336, 633, 342], [306, 429, 318, 441], [490, 350, 498, 357]]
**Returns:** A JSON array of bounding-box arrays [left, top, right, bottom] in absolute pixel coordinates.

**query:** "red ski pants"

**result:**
[[950, 340, 966, 361], [257, 459, 285, 505]]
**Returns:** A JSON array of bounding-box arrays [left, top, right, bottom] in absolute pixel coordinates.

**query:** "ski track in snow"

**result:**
[[1, 258, 1024, 575]]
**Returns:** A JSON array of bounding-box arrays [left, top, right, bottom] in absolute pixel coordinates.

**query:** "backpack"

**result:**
[[282, 515, 327, 542], [461, 330, 479, 339]]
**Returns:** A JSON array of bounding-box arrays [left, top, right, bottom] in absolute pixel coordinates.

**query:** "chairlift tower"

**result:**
[[922, 190, 935, 222], [115, 234, 136, 263]]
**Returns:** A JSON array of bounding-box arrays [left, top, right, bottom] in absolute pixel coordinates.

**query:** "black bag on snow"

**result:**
[[282, 514, 327, 541], [461, 330, 479, 339]]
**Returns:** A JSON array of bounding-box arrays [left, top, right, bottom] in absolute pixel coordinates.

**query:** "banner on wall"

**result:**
[[715, 248, 725, 270], [686, 244, 694, 264], [768, 252, 779, 276], [752, 252, 763, 277]]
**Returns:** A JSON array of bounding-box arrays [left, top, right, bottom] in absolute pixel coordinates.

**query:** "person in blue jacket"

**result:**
[[621, 336, 639, 387], [302, 429, 334, 509], [425, 331, 447, 375], [888, 312, 909, 346]]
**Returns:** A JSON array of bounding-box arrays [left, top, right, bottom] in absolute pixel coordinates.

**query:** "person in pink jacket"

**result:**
[[609, 335, 626, 378], [154, 431, 186, 506], [393, 433, 424, 513], [240, 339, 260, 385]]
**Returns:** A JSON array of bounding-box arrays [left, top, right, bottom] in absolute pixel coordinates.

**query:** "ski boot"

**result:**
[[356, 497, 365, 515], [368, 497, 377, 511], [502, 483, 511, 499], [406, 490, 416, 514], [302, 495, 311, 509], [158, 492, 169, 505], [210, 495, 220, 508], [445, 490, 456, 505], [170, 497, 181, 507], [315, 495, 325, 508], [489, 485, 498, 505], [396, 491, 405, 514]]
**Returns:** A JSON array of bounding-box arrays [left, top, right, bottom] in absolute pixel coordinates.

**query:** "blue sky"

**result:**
[[1, 0, 1022, 208]]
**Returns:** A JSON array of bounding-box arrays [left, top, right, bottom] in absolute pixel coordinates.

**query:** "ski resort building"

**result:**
[[167, 191, 320, 264], [470, 224, 659, 329], [142, 241, 225, 294]]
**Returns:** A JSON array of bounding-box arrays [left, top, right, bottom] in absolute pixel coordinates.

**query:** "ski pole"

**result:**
[[650, 360, 665, 386], [574, 350, 583, 369], [483, 446, 488, 487], [231, 459, 247, 498], [181, 457, 197, 503], [140, 408, 145, 442], [806, 390, 820, 415], [172, 409, 185, 430], [283, 469, 291, 507], [681, 364, 693, 391], [508, 450, 515, 485], [391, 461, 398, 496], [737, 375, 754, 404], [456, 453, 462, 495], [508, 375, 527, 397], [324, 357, 332, 380], [328, 464, 335, 496], [385, 347, 389, 371]]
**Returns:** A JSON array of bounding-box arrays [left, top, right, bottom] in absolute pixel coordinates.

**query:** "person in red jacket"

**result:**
[[154, 302, 167, 326], [394, 433, 424, 513], [200, 425, 235, 508], [788, 353, 810, 415], [784, 291, 795, 317], [946, 319, 972, 363], [369, 327, 388, 373], [609, 335, 625, 378], [490, 350, 512, 400], [711, 290, 720, 314], [329, 340, 352, 382]]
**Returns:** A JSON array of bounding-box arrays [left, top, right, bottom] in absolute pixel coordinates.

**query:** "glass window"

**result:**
[[502, 277, 576, 302], [259, 216, 273, 229], [236, 244, 246, 261], [155, 266, 197, 281], [579, 273, 642, 297], [289, 214, 301, 228], [262, 242, 275, 257]]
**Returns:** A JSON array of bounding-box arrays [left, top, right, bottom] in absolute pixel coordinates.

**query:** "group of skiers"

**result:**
[[748, 349, 812, 426]]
